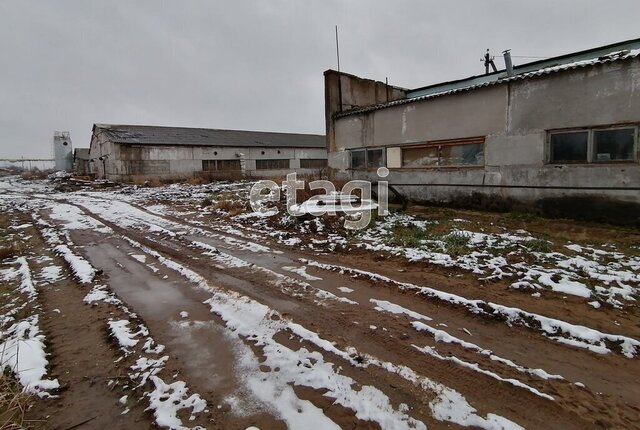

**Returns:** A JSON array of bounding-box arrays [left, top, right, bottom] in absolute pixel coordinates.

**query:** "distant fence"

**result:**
[[0, 158, 55, 171]]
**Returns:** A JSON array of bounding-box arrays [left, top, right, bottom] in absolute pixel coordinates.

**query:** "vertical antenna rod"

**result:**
[[335, 25, 341, 72]]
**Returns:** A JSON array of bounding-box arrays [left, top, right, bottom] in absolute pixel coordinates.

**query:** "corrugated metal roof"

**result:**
[[74, 148, 90, 160], [94, 124, 326, 148], [335, 47, 640, 119]]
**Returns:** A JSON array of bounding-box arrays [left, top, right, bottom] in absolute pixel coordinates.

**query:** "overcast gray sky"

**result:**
[[1, 0, 639, 158]]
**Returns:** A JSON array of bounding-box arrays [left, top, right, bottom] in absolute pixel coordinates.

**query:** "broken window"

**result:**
[[440, 143, 484, 166], [402, 146, 439, 167], [367, 148, 384, 168], [255, 159, 290, 170], [300, 159, 328, 169], [402, 139, 484, 167], [549, 131, 588, 162], [350, 150, 366, 169], [594, 128, 635, 161]]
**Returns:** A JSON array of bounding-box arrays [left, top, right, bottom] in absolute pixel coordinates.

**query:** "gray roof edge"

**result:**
[[94, 123, 324, 139], [334, 49, 640, 119]]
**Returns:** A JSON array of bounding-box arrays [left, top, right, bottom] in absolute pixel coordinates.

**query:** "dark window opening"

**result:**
[[255, 159, 290, 170], [594, 128, 635, 161], [202, 159, 241, 171], [300, 159, 328, 169], [550, 131, 589, 162], [367, 148, 384, 168], [350, 150, 366, 169]]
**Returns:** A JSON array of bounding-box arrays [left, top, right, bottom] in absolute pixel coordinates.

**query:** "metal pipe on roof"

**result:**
[[503, 50, 514, 77]]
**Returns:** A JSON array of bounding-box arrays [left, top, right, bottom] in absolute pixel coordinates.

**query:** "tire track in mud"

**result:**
[[46, 195, 640, 429]]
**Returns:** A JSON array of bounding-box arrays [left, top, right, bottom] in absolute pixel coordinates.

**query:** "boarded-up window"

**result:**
[[255, 159, 290, 170], [300, 159, 327, 169], [202, 159, 241, 171], [594, 128, 635, 161], [550, 131, 588, 162], [402, 138, 484, 167]]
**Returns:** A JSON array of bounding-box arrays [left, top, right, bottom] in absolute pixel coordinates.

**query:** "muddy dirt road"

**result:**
[[1, 177, 639, 429]]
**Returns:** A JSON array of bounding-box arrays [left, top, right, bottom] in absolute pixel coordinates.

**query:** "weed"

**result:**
[[525, 237, 553, 253], [503, 211, 539, 223], [0, 371, 34, 430], [19, 170, 49, 180], [201, 197, 213, 208], [387, 224, 430, 248], [442, 231, 471, 257]]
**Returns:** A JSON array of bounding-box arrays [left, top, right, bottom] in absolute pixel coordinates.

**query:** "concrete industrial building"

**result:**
[[324, 38, 640, 224], [88, 124, 327, 181], [53, 131, 73, 172], [73, 148, 91, 176]]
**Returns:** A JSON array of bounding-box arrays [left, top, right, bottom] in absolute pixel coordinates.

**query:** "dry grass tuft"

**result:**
[[19, 170, 49, 180], [0, 372, 34, 430], [0, 243, 24, 261], [212, 192, 247, 216]]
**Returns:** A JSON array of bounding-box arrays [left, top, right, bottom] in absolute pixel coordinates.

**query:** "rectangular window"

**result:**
[[548, 126, 637, 164], [549, 131, 589, 162], [255, 159, 290, 170], [401, 138, 485, 167], [367, 148, 384, 168], [217, 159, 241, 171], [128, 160, 170, 174], [402, 146, 439, 167], [440, 143, 484, 166], [350, 150, 366, 169], [202, 159, 241, 171], [300, 159, 328, 169], [593, 128, 635, 161]]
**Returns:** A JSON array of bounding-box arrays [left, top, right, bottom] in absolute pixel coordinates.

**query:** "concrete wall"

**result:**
[[324, 70, 407, 153], [328, 59, 640, 224], [88, 132, 328, 182], [53, 133, 73, 172]]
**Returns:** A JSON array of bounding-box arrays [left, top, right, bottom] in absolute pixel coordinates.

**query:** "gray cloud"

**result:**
[[1, 0, 638, 158]]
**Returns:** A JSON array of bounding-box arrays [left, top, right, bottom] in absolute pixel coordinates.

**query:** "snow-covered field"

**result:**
[[1, 175, 639, 430]]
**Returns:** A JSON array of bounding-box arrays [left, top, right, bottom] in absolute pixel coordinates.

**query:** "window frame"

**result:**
[[399, 137, 485, 169], [255, 158, 290, 170], [202, 159, 242, 171], [348, 147, 386, 170], [547, 125, 638, 165]]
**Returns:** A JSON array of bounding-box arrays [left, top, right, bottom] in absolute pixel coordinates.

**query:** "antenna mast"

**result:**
[[335, 25, 341, 72]]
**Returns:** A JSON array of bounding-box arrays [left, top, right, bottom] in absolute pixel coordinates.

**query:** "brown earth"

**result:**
[[2, 189, 640, 430]]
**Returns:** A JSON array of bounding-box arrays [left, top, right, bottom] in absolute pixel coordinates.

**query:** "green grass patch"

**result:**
[[386, 224, 431, 248], [523, 237, 553, 253]]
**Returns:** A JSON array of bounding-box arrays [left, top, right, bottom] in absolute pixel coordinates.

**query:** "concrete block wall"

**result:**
[[328, 59, 640, 224]]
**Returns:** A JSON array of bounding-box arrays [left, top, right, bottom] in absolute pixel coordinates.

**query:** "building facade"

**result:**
[[325, 39, 640, 224], [88, 124, 327, 181]]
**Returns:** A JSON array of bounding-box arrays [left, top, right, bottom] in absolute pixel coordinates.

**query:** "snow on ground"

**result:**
[[0, 256, 60, 397], [76, 260, 203, 429], [124, 228, 524, 429], [305, 259, 640, 358]]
